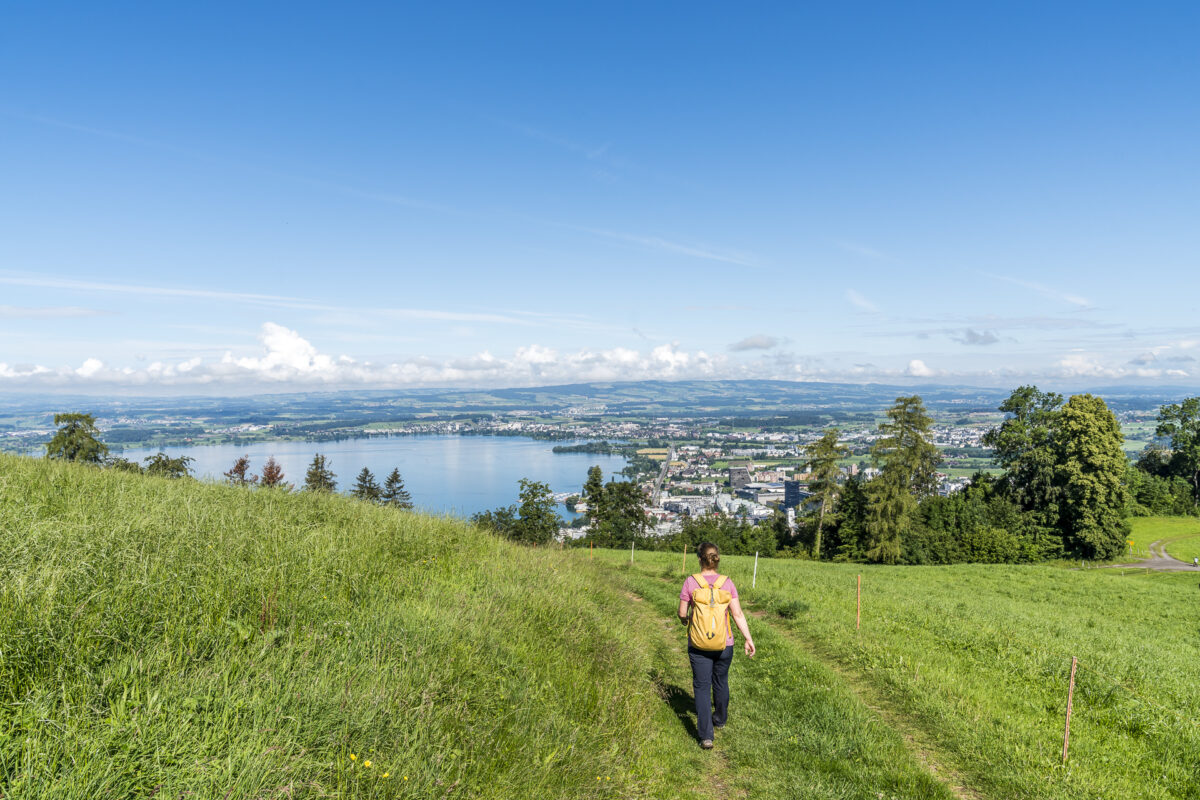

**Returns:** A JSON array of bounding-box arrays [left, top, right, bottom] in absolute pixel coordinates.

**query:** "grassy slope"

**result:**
[[597, 550, 1200, 800], [0, 455, 708, 799]]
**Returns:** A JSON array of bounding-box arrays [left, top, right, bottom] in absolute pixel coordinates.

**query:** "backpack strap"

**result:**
[[692, 573, 709, 590], [713, 575, 728, 590]]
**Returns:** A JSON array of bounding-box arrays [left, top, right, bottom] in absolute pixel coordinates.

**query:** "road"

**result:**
[[649, 445, 674, 506], [1109, 538, 1200, 571]]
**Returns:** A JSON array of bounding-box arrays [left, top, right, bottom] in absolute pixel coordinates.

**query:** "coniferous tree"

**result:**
[[804, 428, 848, 559], [871, 396, 941, 498], [45, 413, 108, 463], [351, 467, 382, 503], [259, 456, 287, 489], [303, 454, 337, 493], [583, 465, 605, 519], [382, 468, 413, 509]]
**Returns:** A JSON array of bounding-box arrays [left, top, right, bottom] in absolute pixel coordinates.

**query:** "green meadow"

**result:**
[[597, 547, 1200, 800], [1128, 516, 1200, 560], [4, 453, 1199, 799]]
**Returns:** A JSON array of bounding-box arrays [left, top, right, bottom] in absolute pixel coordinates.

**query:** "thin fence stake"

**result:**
[[631, 540, 635, 563], [681, 540, 687, 575], [856, 574, 862, 631], [752, 551, 759, 589], [590, 541, 593, 559], [1062, 656, 1078, 764]]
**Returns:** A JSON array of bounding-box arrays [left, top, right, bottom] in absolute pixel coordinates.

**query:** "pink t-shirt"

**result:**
[[681, 574, 738, 647]]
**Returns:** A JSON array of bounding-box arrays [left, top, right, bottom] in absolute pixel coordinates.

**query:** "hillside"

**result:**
[[0, 455, 707, 798], [0, 455, 965, 799]]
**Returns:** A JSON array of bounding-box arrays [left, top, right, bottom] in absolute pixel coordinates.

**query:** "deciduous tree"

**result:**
[[1154, 397, 1200, 500], [1055, 394, 1129, 559], [45, 413, 108, 463], [224, 455, 257, 486], [143, 452, 194, 479]]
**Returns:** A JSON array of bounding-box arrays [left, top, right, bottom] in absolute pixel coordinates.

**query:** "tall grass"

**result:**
[[0, 455, 693, 798]]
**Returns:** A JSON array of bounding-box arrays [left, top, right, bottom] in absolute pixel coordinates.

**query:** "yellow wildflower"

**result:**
[[382, 772, 390, 778], [349, 753, 356, 760], [364, 760, 372, 768]]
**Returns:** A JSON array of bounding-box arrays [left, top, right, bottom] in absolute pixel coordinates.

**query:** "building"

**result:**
[[783, 479, 812, 510], [728, 466, 751, 491]]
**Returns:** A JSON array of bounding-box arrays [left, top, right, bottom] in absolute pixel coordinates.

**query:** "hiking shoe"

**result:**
[[714, 723, 726, 729], [700, 739, 714, 750]]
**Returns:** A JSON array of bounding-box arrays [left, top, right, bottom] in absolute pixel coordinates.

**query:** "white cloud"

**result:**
[[906, 359, 935, 377], [845, 289, 879, 313]]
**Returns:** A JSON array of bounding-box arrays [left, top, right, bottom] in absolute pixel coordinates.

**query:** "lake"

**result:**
[[115, 435, 625, 519]]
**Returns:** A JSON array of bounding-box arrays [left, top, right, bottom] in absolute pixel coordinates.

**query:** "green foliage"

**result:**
[[0, 454, 700, 799], [584, 477, 649, 547], [471, 479, 562, 545], [381, 467, 413, 509], [350, 467, 382, 502], [45, 412, 108, 463], [303, 453, 336, 493], [1154, 396, 1200, 499], [803, 428, 847, 559], [105, 456, 144, 474], [1055, 394, 1129, 559], [142, 451, 194, 479], [982, 385, 1063, 528], [871, 396, 940, 497]]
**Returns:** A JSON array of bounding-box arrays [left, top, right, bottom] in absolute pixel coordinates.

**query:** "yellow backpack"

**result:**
[[688, 574, 732, 651]]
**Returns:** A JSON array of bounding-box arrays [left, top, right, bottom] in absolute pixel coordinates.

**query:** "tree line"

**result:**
[[42, 414, 413, 508]]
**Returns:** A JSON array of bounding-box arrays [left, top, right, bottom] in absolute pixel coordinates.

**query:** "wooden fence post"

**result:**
[[631, 540, 635, 563], [752, 551, 759, 589], [856, 574, 862, 631], [1062, 656, 1078, 763], [681, 540, 687, 575]]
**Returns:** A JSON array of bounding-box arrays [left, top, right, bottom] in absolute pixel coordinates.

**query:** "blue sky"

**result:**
[[2, 2, 1199, 392]]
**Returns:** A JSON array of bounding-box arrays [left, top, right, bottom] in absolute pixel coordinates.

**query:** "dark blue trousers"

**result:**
[[688, 644, 733, 740]]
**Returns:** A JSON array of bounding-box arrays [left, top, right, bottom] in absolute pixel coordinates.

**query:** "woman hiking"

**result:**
[[678, 541, 755, 749]]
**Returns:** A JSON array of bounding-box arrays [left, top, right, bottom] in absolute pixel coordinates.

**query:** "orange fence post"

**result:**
[[1062, 656, 1078, 763]]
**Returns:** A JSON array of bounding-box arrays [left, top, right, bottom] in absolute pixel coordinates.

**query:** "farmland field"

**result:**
[[593, 547, 1200, 799], [1128, 516, 1200, 560]]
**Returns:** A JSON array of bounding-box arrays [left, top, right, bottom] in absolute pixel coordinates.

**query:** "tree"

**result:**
[[1055, 394, 1129, 559], [303, 454, 337, 493], [982, 385, 1064, 528], [589, 479, 649, 547], [471, 478, 562, 545], [382, 468, 414, 509], [45, 413, 108, 463], [225, 455, 257, 486], [351, 467, 382, 502], [871, 396, 941, 497], [143, 452, 194, 479], [105, 456, 143, 473], [862, 473, 914, 564], [583, 465, 605, 520], [804, 428, 848, 559], [1154, 397, 1200, 500], [259, 456, 287, 489], [513, 478, 563, 545]]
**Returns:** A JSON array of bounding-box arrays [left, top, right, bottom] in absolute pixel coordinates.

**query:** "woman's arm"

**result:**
[[678, 598, 690, 625], [728, 597, 756, 657]]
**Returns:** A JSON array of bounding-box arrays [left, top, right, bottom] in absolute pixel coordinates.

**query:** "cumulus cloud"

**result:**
[[952, 328, 1000, 346], [0, 323, 730, 390], [906, 359, 935, 377], [728, 334, 780, 352]]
